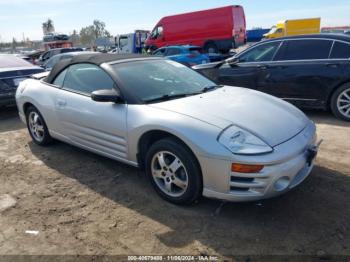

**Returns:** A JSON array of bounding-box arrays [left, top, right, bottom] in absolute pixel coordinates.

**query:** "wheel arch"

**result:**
[[137, 130, 202, 177], [23, 102, 35, 114], [327, 80, 350, 109]]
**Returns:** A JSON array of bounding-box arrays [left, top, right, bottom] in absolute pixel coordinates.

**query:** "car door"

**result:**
[[217, 41, 281, 88], [53, 63, 128, 160], [258, 39, 335, 107]]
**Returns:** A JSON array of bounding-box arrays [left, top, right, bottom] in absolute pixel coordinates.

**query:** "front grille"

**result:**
[[229, 173, 267, 194], [230, 186, 249, 192], [230, 176, 254, 183]]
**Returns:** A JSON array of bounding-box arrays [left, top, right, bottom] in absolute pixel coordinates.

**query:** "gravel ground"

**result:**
[[0, 106, 349, 259]]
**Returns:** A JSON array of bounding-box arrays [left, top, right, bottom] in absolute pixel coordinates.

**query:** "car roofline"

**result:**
[[106, 56, 165, 65], [261, 33, 350, 43]]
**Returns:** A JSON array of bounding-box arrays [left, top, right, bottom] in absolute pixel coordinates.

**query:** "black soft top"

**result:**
[[46, 53, 152, 83]]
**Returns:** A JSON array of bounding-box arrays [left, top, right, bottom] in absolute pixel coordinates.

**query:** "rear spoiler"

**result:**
[[31, 71, 50, 80]]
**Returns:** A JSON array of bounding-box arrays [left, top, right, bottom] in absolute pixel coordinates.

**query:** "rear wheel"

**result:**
[[330, 83, 350, 122], [145, 138, 202, 205], [25, 106, 53, 145]]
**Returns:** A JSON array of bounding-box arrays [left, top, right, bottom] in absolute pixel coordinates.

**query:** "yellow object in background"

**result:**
[[264, 18, 321, 39]]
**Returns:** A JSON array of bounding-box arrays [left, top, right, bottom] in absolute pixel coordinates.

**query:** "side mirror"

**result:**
[[229, 49, 237, 56], [91, 89, 123, 103], [226, 56, 239, 66]]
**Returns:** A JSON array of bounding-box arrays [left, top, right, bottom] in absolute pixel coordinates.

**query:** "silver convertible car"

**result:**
[[16, 54, 319, 204]]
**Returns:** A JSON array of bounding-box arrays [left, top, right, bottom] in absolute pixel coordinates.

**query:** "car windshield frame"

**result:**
[[110, 59, 217, 104]]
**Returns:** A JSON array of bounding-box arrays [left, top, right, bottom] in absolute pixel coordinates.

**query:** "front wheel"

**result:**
[[204, 42, 219, 54], [25, 106, 53, 145], [145, 138, 202, 205], [330, 83, 350, 121]]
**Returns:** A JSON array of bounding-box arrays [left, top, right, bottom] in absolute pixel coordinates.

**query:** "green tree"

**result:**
[[42, 18, 55, 35], [80, 25, 95, 46], [79, 20, 110, 46]]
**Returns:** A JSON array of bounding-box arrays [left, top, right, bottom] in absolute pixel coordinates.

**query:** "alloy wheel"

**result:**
[[28, 111, 45, 142], [337, 88, 350, 118], [151, 151, 189, 197]]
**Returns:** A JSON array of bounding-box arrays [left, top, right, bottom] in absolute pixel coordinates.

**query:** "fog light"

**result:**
[[274, 176, 290, 191]]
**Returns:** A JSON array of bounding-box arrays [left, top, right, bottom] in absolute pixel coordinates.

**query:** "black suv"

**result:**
[[193, 34, 350, 121]]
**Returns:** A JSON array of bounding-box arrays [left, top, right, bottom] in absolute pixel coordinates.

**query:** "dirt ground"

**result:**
[[0, 106, 349, 258]]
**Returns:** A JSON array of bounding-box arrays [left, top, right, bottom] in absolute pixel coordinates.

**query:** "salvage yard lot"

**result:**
[[0, 107, 349, 256]]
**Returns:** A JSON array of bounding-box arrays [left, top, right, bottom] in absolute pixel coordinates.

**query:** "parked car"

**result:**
[[36, 47, 83, 66], [193, 34, 350, 121], [14, 54, 33, 64], [16, 53, 319, 204], [43, 33, 69, 42], [0, 54, 44, 107], [42, 51, 97, 71], [145, 5, 246, 53], [152, 46, 209, 66]]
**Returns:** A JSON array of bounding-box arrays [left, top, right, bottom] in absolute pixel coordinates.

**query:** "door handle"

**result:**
[[326, 63, 339, 68], [258, 65, 268, 70], [56, 99, 67, 107]]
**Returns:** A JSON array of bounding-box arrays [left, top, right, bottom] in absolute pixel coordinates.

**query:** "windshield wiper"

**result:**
[[144, 93, 190, 103], [200, 85, 223, 93], [144, 85, 223, 103]]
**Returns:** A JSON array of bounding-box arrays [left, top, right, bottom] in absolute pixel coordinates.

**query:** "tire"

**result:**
[[204, 42, 219, 54], [25, 106, 53, 145], [330, 83, 350, 122], [145, 138, 202, 205]]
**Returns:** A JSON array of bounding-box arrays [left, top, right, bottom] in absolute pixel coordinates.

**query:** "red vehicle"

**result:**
[[43, 40, 73, 51], [145, 5, 246, 54]]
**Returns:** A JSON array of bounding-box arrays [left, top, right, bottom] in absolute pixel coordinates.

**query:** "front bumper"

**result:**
[[199, 122, 318, 202]]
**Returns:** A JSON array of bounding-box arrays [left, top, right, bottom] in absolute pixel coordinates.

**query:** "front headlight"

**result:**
[[218, 125, 273, 155]]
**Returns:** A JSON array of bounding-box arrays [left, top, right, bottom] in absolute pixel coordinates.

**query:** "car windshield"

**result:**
[[267, 26, 277, 34], [111, 59, 217, 103]]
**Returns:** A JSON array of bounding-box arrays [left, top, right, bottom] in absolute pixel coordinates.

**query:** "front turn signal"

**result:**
[[231, 163, 264, 173]]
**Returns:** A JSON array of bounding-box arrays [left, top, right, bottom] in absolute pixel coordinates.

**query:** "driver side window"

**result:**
[[59, 64, 116, 95], [52, 68, 67, 87], [239, 41, 281, 62], [151, 25, 163, 39]]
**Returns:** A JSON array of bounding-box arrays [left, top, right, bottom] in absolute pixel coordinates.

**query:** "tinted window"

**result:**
[[53, 69, 67, 87], [189, 48, 201, 56], [63, 64, 115, 94], [41, 51, 50, 60], [239, 41, 280, 62], [275, 40, 332, 60], [151, 26, 163, 39], [166, 48, 181, 56], [330, 41, 350, 59], [153, 48, 166, 56], [44, 55, 60, 69], [157, 26, 163, 37]]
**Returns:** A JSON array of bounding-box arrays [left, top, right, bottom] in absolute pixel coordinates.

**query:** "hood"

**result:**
[[149, 86, 309, 147]]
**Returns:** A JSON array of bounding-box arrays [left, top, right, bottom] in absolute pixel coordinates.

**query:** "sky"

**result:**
[[0, 0, 349, 42]]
